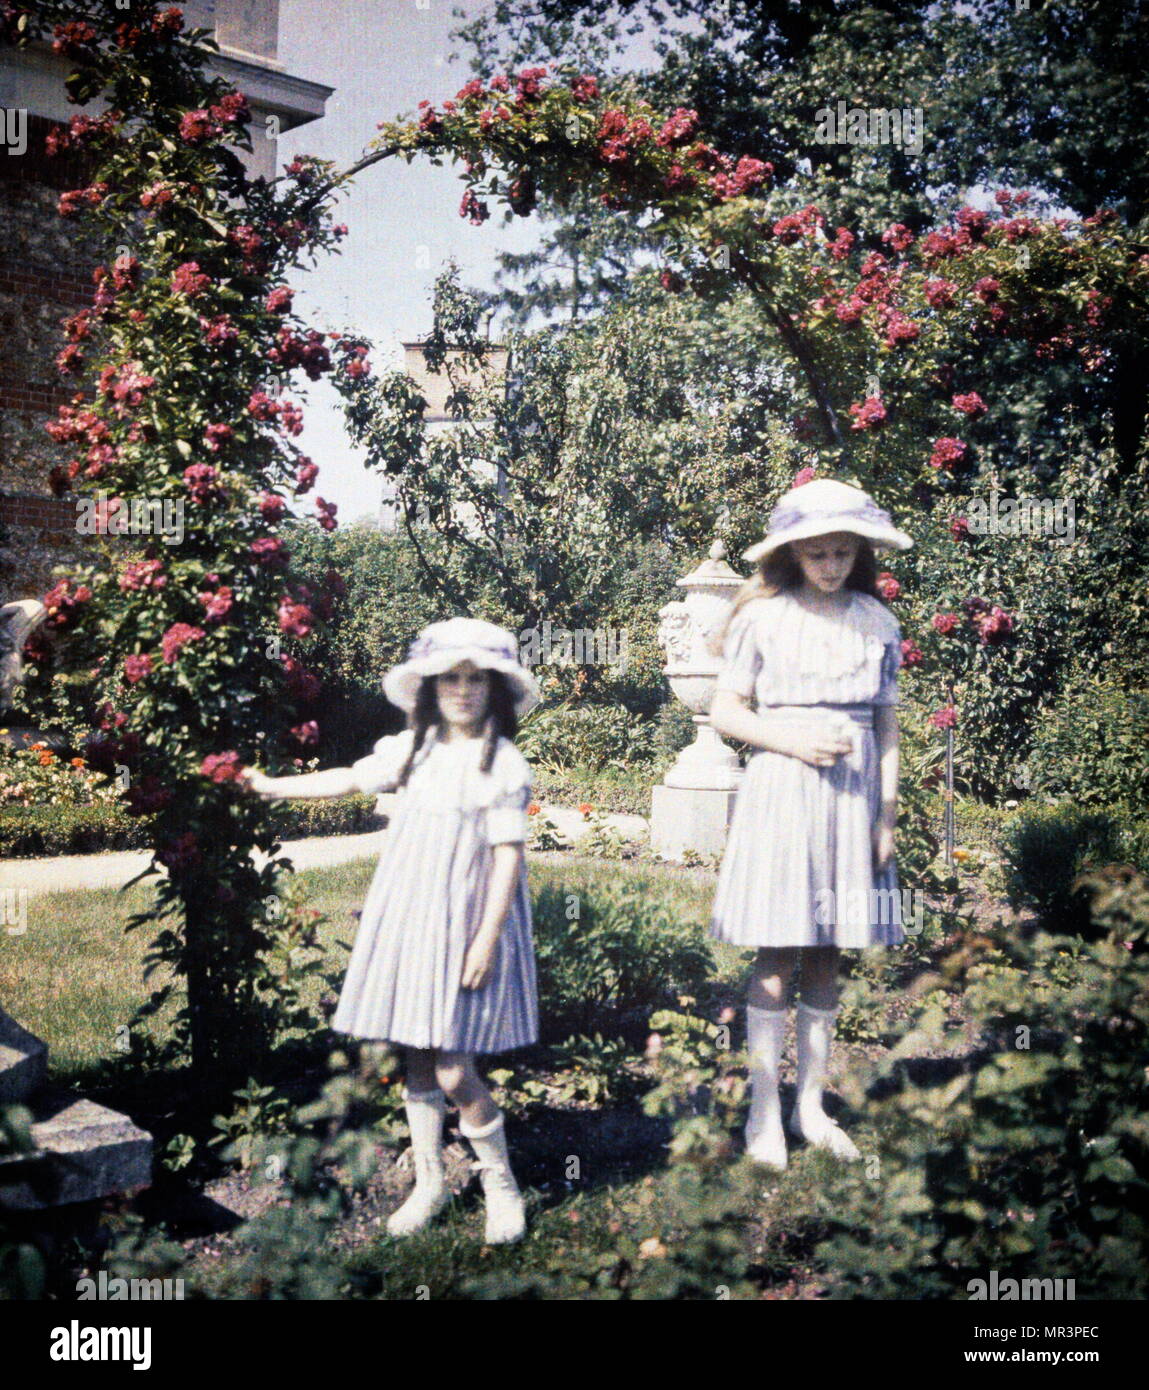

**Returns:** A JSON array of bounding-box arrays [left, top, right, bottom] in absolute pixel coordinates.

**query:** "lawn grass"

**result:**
[[1, 851, 746, 1088]]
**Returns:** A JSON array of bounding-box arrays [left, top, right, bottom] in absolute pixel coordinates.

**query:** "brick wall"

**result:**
[[0, 112, 103, 597]]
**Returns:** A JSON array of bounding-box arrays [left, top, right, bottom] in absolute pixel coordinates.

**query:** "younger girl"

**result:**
[[708, 479, 913, 1170], [241, 617, 540, 1243]]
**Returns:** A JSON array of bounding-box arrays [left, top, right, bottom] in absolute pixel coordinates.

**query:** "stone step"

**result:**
[[0, 1008, 48, 1104], [0, 1092, 152, 1211]]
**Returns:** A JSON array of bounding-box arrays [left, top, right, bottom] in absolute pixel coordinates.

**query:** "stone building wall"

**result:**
[[0, 6, 331, 600]]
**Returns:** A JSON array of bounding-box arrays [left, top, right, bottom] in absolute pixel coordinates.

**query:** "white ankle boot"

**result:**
[[744, 1004, 789, 1171], [789, 1001, 860, 1161], [386, 1088, 450, 1237], [459, 1111, 526, 1244]]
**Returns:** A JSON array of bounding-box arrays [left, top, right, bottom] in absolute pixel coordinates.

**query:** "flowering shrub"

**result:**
[[0, 739, 120, 807]]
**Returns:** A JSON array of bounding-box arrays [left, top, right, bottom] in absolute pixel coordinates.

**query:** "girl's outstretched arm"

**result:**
[[239, 765, 360, 801]]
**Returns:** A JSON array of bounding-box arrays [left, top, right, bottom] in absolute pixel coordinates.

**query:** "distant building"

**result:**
[[0, 0, 332, 597], [380, 340, 509, 533]]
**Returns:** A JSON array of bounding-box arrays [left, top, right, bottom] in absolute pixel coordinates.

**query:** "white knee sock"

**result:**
[[386, 1088, 450, 1237], [790, 1001, 860, 1160], [459, 1110, 526, 1245], [744, 1004, 788, 1170]]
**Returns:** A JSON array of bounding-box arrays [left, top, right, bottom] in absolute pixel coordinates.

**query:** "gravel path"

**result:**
[[0, 802, 650, 898]]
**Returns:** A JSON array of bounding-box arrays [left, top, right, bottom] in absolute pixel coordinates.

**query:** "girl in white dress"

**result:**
[[708, 479, 914, 1170], [241, 618, 540, 1244]]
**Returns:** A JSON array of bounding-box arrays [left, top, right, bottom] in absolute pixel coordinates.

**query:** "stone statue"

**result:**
[[0, 599, 47, 716]]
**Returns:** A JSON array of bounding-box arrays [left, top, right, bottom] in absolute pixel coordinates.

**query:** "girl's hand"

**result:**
[[773, 719, 854, 768], [872, 821, 895, 872], [461, 926, 500, 991], [238, 767, 276, 799]]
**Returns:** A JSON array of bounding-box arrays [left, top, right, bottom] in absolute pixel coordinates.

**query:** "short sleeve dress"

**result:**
[[330, 727, 538, 1053], [709, 589, 906, 949]]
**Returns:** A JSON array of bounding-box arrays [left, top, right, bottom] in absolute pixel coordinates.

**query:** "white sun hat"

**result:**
[[742, 478, 913, 564], [383, 616, 541, 716]]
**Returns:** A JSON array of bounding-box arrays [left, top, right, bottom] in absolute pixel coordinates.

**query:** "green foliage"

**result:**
[[813, 887, 1149, 1299], [0, 793, 379, 859], [0, 1102, 46, 1300], [1024, 666, 1149, 813], [1000, 802, 1133, 933], [532, 880, 714, 1040], [518, 702, 658, 773]]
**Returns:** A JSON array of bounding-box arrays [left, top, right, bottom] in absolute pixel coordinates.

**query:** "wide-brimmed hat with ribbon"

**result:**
[[383, 616, 541, 716], [743, 479, 913, 564]]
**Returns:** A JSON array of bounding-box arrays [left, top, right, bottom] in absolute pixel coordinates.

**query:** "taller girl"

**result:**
[[708, 479, 913, 1170]]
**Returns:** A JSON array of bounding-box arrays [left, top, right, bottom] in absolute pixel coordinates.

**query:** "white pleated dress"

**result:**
[[331, 728, 538, 1053], [710, 590, 907, 949]]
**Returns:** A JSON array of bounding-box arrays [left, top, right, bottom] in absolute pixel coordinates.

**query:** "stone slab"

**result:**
[[0, 1007, 48, 1104], [0, 1093, 152, 1210], [650, 784, 738, 860]]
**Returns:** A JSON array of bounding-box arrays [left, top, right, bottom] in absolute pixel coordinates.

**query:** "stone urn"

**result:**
[[650, 540, 745, 859]]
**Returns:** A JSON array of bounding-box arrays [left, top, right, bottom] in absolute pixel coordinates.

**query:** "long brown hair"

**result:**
[[715, 536, 884, 653], [393, 667, 520, 788]]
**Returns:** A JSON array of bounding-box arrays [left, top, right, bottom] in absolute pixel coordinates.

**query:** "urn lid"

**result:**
[[675, 540, 744, 589]]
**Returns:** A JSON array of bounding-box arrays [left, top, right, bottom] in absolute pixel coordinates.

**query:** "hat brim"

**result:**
[[383, 646, 541, 717], [743, 518, 913, 564]]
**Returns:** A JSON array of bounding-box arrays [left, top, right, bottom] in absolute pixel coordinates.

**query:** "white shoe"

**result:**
[[789, 1002, 861, 1161], [459, 1111, 526, 1244], [385, 1089, 451, 1237], [745, 1005, 789, 1171]]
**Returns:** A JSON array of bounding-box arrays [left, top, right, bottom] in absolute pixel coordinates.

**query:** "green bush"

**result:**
[[814, 878, 1149, 1299], [518, 702, 660, 773], [0, 795, 381, 858], [1000, 801, 1135, 933], [1023, 667, 1149, 813], [532, 878, 714, 1041]]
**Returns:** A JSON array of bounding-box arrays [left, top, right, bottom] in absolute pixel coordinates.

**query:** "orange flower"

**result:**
[[527, 801, 541, 816], [38, 752, 54, 766], [70, 757, 85, 769], [578, 802, 593, 816], [29, 742, 46, 752]]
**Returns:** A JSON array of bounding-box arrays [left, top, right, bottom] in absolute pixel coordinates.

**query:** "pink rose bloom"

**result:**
[[924, 278, 957, 309], [876, 571, 901, 601], [900, 639, 923, 666], [204, 423, 233, 451], [881, 223, 914, 253], [950, 515, 971, 540], [792, 466, 817, 487], [849, 396, 887, 431], [278, 599, 313, 638], [198, 585, 234, 623], [157, 830, 201, 871], [294, 460, 319, 494], [171, 261, 210, 296], [570, 74, 599, 103], [265, 286, 293, 314], [291, 720, 320, 746], [123, 653, 153, 683], [929, 437, 968, 471], [200, 751, 245, 785], [160, 622, 205, 664], [931, 612, 959, 635], [929, 705, 957, 730], [315, 497, 338, 532], [258, 491, 287, 521], [951, 392, 987, 417], [251, 536, 289, 567]]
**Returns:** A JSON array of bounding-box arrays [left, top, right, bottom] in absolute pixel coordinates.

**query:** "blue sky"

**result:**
[[276, 1, 555, 526]]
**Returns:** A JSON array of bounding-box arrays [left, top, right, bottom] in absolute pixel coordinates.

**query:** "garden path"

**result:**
[[0, 803, 650, 898]]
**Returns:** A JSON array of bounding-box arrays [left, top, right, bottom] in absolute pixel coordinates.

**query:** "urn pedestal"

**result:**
[[650, 542, 745, 861]]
